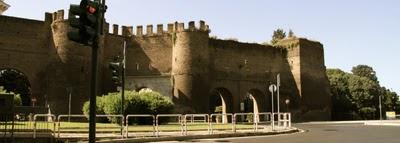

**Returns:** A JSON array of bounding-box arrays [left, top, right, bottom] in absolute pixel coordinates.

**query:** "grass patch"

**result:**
[[1, 121, 257, 133]]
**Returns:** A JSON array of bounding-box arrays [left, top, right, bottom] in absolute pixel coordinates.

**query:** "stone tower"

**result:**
[[171, 21, 210, 113], [277, 38, 331, 121], [0, 0, 10, 15], [47, 10, 104, 114]]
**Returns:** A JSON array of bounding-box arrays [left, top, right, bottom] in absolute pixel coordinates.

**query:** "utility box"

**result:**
[[0, 93, 14, 114]]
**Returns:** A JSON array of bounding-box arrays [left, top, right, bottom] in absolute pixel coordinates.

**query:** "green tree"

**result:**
[[327, 69, 353, 120], [347, 75, 380, 112], [288, 29, 295, 38], [270, 29, 286, 45], [327, 65, 400, 120], [351, 65, 378, 83]]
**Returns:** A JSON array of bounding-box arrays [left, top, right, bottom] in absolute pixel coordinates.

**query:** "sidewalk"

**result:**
[[96, 127, 300, 143], [2, 126, 300, 142], [364, 120, 400, 126], [300, 120, 400, 126]]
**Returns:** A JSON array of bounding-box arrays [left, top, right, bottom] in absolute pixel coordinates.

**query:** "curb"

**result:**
[[97, 129, 300, 143]]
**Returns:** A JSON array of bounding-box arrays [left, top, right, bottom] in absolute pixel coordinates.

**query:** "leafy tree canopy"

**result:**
[[351, 65, 378, 83], [270, 29, 286, 45], [327, 65, 399, 120]]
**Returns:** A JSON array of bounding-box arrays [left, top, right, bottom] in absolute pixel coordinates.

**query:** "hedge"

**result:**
[[82, 89, 174, 124]]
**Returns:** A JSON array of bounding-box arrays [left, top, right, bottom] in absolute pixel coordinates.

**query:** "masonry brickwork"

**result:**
[[0, 10, 331, 121]]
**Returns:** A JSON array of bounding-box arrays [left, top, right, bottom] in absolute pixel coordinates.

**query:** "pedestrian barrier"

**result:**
[[272, 113, 291, 129], [6, 112, 292, 140], [33, 114, 56, 139], [233, 113, 257, 132], [125, 114, 155, 138], [209, 113, 234, 134], [57, 114, 125, 139], [257, 112, 272, 124], [2, 113, 35, 135], [279, 113, 291, 128], [183, 114, 209, 135], [155, 114, 183, 137], [1, 113, 15, 137]]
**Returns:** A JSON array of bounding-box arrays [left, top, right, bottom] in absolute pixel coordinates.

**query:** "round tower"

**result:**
[[171, 21, 210, 113], [48, 10, 104, 114]]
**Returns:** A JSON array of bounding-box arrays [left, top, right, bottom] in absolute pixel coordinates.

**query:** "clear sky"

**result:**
[[3, 0, 400, 94]]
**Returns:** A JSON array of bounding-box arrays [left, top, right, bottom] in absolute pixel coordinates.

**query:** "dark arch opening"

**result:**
[[242, 89, 265, 113], [0, 69, 31, 106], [209, 88, 233, 123]]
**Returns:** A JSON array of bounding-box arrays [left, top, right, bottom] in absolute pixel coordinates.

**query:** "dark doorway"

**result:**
[[0, 69, 31, 106]]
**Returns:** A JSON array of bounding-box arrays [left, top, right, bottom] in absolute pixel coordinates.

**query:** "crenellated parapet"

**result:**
[[52, 10, 65, 22], [107, 20, 210, 38]]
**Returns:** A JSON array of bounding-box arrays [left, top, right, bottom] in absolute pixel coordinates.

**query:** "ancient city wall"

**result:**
[[0, 14, 51, 106], [209, 39, 300, 113], [277, 38, 331, 121]]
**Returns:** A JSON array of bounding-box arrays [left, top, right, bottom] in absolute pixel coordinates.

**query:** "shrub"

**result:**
[[82, 89, 174, 124], [82, 96, 108, 123], [0, 86, 22, 106]]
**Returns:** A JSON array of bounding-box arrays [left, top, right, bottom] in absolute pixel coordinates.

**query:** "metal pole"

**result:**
[[122, 40, 126, 127], [277, 74, 280, 125], [68, 88, 72, 122], [89, 32, 99, 143], [379, 95, 382, 120], [89, 0, 105, 142], [271, 87, 274, 130]]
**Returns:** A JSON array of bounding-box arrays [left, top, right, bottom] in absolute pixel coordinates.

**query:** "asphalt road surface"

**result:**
[[159, 123, 400, 143]]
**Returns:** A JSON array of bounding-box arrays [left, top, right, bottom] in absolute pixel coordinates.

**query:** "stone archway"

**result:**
[[0, 68, 32, 106], [209, 88, 233, 123], [242, 89, 265, 114]]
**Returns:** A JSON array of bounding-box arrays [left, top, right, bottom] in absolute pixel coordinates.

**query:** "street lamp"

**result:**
[[379, 95, 382, 120], [269, 83, 277, 130], [285, 99, 290, 112]]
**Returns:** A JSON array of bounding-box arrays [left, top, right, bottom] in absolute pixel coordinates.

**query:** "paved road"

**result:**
[[159, 123, 400, 143]]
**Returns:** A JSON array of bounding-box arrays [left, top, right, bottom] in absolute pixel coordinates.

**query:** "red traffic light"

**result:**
[[87, 6, 97, 14]]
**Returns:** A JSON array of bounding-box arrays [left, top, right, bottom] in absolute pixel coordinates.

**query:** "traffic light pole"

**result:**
[[89, 36, 99, 143], [88, 0, 105, 143], [122, 40, 126, 127]]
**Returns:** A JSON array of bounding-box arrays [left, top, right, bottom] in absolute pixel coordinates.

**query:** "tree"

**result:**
[[347, 75, 380, 111], [327, 69, 353, 120], [288, 29, 296, 38], [270, 29, 286, 45], [327, 65, 400, 120], [351, 65, 378, 83]]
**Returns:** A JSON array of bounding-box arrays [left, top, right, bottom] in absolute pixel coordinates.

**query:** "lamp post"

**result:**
[[379, 95, 382, 120], [285, 99, 290, 112], [269, 84, 277, 130]]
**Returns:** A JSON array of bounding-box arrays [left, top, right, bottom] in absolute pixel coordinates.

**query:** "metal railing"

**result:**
[[57, 114, 125, 139], [155, 114, 183, 137], [183, 114, 209, 135], [33, 114, 56, 139], [125, 114, 155, 138], [5, 112, 292, 139], [209, 113, 234, 134], [271, 112, 291, 130], [233, 113, 257, 132]]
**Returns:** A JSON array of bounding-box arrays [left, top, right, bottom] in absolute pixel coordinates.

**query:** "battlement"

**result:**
[[108, 21, 210, 37], [47, 10, 65, 22]]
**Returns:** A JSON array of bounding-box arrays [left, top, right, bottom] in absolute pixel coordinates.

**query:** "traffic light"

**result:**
[[109, 62, 122, 85], [67, 0, 100, 45]]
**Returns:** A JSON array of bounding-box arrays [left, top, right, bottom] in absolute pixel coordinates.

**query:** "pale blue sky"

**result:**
[[3, 0, 400, 94]]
